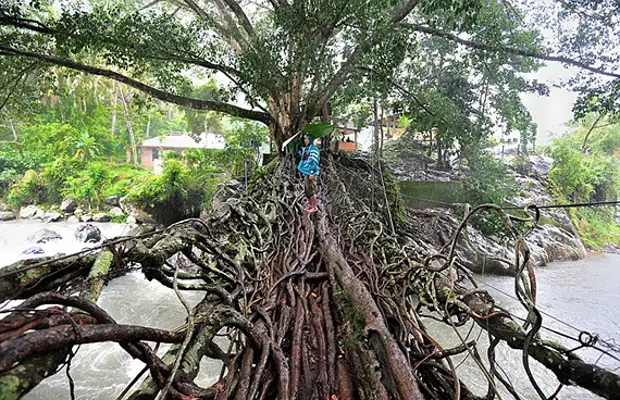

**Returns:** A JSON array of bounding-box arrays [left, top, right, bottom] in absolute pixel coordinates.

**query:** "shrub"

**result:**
[[7, 170, 44, 207], [128, 159, 219, 225], [458, 148, 517, 239]]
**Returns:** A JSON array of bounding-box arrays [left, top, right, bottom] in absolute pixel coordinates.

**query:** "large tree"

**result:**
[[2, 0, 618, 151], [2, 1, 620, 400]]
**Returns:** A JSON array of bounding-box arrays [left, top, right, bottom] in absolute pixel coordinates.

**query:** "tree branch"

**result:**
[[0, 324, 186, 373], [404, 23, 620, 79], [0, 13, 53, 34], [219, 0, 256, 39], [0, 44, 273, 124]]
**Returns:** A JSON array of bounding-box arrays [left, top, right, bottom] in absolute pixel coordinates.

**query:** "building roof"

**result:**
[[140, 133, 225, 150]]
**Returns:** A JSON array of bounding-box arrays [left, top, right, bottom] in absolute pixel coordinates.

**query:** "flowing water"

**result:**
[[1, 220, 618, 400]]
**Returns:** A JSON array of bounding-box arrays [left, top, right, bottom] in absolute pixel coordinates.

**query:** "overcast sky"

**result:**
[[520, 63, 580, 146]]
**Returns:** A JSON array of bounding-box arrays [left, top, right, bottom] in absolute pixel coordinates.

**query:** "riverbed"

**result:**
[[1, 220, 618, 400]]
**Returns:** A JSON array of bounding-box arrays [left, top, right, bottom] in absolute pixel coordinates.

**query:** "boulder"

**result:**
[[42, 211, 63, 223], [28, 228, 62, 244], [33, 208, 46, 219], [23, 246, 44, 255], [126, 215, 137, 224], [81, 214, 93, 223], [119, 196, 133, 214], [60, 198, 78, 214], [67, 216, 80, 223], [20, 205, 42, 219], [0, 211, 16, 221], [109, 207, 124, 217], [92, 213, 111, 223], [128, 224, 156, 237], [130, 209, 155, 224], [75, 224, 102, 243], [104, 195, 120, 207], [74, 208, 84, 217]]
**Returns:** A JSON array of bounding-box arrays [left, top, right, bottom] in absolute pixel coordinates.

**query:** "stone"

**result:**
[[28, 228, 62, 244], [0, 211, 16, 221], [128, 224, 156, 237], [109, 207, 124, 217], [92, 213, 111, 222], [528, 155, 553, 176], [126, 215, 137, 224], [60, 198, 78, 213], [74, 208, 84, 217], [75, 223, 102, 243], [33, 208, 46, 219], [104, 195, 120, 207], [67, 216, 80, 223], [20, 205, 42, 219], [130, 209, 155, 224], [81, 214, 93, 223], [23, 246, 44, 255], [42, 210, 63, 223], [119, 196, 133, 214]]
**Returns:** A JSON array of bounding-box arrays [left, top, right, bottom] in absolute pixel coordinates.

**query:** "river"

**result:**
[[1, 220, 618, 400]]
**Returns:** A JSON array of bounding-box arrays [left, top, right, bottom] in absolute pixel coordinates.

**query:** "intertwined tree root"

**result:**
[[1, 154, 619, 400]]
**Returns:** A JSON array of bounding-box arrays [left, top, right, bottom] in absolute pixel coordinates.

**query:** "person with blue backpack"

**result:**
[[297, 134, 320, 213]]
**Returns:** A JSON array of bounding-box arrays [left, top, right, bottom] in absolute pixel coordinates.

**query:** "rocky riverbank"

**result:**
[[394, 155, 588, 275], [0, 194, 158, 225]]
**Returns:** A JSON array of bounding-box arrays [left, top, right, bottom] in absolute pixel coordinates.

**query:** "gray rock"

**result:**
[[128, 224, 156, 236], [28, 228, 62, 244], [60, 198, 78, 213], [75, 223, 102, 243], [130, 209, 155, 224], [67, 216, 80, 223], [109, 207, 124, 217], [126, 215, 137, 224], [92, 213, 111, 222], [104, 195, 120, 207], [20, 205, 42, 219], [119, 196, 133, 214], [23, 246, 44, 255], [74, 208, 84, 217], [81, 214, 93, 223], [0, 211, 16, 221], [43, 210, 63, 223], [529, 155, 553, 176], [33, 208, 46, 219]]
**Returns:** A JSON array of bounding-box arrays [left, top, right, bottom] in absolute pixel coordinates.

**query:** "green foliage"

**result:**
[[128, 159, 222, 226], [217, 120, 269, 178], [7, 170, 44, 208], [571, 208, 620, 250], [547, 116, 620, 248], [458, 148, 517, 238]]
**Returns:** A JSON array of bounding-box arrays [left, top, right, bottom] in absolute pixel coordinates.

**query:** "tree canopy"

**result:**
[[2, 0, 620, 150]]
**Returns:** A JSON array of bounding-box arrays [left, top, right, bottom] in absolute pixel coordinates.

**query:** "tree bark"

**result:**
[[118, 83, 139, 167]]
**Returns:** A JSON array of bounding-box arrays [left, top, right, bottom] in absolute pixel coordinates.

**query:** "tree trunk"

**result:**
[[111, 84, 118, 138], [117, 82, 139, 167], [9, 119, 18, 142]]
